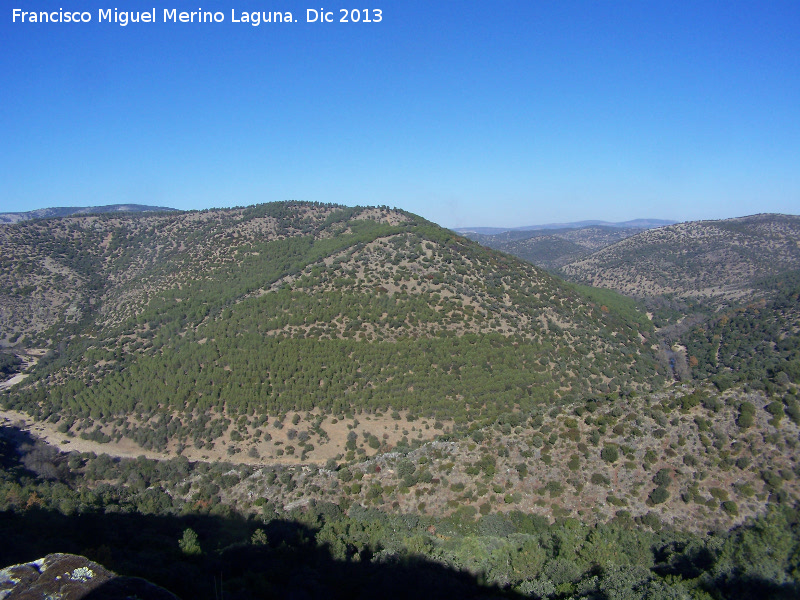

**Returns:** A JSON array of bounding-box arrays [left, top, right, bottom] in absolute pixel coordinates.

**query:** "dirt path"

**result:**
[[1, 406, 448, 468], [1, 349, 448, 466], [0, 408, 174, 460], [0, 373, 29, 391]]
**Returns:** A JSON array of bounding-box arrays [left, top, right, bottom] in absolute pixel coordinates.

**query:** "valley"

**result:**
[[1, 202, 799, 599]]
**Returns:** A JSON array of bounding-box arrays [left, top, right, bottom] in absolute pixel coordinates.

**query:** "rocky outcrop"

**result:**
[[0, 553, 180, 600]]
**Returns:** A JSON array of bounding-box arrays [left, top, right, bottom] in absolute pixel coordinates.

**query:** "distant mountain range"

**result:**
[[453, 218, 676, 236], [0, 204, 179, 224]]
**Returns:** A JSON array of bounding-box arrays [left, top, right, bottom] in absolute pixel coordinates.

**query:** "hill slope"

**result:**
[[1, 203, 665, 457], [0, 204, 177, 225], [561, 213, 800, 307], [464, 226, 649, 270]]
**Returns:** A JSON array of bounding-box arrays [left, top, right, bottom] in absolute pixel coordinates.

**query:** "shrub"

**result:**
[[762, 470, 783, 491], [396, 459, 415, 480], [702, 395, 723, 412], [600, 445, 619, 463], [653, 468, 672, 487], [179, 528, 202, 555], [417, 469, 433, 484], [649, 486, 670, 504], [737, 402, 755, 429], [251, 529, 268, 546], [765, 401, 784, 425], [722, 500, 739, 516], [709, 487, 729, 501], [641, 512, 662, 530], [545, 480, 563, 496], [786, 400, 800, 425]]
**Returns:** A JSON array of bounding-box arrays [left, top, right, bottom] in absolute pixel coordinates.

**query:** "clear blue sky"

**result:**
[[2, 1, 798, 228]]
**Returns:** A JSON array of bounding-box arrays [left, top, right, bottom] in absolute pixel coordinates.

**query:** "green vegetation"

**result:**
[[2, 204, 800, 599], [1, 202, 664, 450], [2, 428, 800, 599], [0, 353, 22, 381], [683, 272, 800, 388]]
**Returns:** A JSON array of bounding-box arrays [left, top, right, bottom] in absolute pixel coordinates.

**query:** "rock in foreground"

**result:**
[[0, 553, 180, 600]]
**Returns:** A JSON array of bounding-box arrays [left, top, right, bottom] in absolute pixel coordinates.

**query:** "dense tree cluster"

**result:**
[[2, 202, 664, 448], [683, 272, 800, 389]]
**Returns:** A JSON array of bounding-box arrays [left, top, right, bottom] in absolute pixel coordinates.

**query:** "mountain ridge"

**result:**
[[0, 204, 179, 225], [453, 218, 676, 236]]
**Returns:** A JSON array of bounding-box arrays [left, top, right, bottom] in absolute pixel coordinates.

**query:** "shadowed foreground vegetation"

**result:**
[[5, 491, 800, 599], [3, 425, 800, 600]]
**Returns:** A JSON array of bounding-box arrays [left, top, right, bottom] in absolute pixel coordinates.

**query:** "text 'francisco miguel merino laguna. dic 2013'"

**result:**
[[12, 8, 384, 26]]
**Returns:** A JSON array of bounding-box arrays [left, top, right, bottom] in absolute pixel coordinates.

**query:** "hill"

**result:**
[[561, 213, 800, 308], [0, 202, 665, 461], [453, 218, 675, 236], [1, 204, 799, 598], [0, 204, 178, 225], [681, 270, 800, 390], [462, 226, 649, 270]]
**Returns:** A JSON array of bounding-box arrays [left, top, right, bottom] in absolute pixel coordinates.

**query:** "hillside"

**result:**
[[561, 213, 800, 308], [681, 270, 800, 390], [453, 218, 675, 237], [463, 226, 648, 270], [0, 202, 665, 460], [0, 204, 178, 225], [1, 203, 799, 598], [3, 379, 800, 599]]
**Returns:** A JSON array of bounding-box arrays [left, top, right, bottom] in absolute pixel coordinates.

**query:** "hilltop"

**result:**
[[0, 202, 664, 461]]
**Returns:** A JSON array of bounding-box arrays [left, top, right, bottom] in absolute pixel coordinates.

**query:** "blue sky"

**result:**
[[2, 1, 798, 228]]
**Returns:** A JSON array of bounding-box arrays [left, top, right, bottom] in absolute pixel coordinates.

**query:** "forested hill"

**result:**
[[462, 226, 648, 271], [561, 213, 800, 308], [1, 202, 664, 453], [0, 204, 177, 225]]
